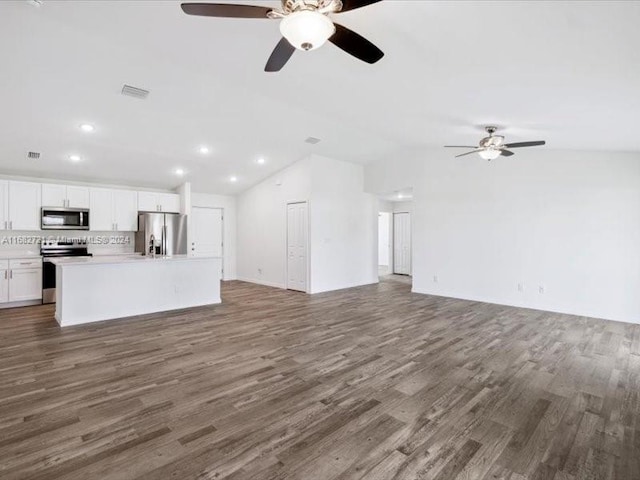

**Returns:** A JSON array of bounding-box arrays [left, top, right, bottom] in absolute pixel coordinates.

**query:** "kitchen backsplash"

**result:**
[[0, 231, 136, 255]]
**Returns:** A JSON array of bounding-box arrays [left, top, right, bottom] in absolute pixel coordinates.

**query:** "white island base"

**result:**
[[54, 256, 222, 327]]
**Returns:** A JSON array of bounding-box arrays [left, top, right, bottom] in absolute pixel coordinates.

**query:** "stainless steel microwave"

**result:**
[[41, 208, 90, 230]]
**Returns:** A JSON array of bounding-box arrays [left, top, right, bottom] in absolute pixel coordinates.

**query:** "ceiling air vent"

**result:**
[[121, 84, 150, 99], [305, 137, 321, 145], [27, 151, 41, 160]]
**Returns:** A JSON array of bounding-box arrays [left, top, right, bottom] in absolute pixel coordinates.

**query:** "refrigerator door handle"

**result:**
[[163, 225, 167, 255]]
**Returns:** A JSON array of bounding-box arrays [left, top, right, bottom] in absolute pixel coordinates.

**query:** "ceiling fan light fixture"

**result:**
[[280, 10, 335, 51], [478, 149, 501, 161]]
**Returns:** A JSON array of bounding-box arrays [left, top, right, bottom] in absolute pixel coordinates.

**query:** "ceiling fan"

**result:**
[[445, 126, 546, 160], [180, 0, 384, 72]]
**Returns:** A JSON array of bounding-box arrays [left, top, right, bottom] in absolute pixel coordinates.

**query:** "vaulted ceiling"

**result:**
[[1, 0, 639, 193]]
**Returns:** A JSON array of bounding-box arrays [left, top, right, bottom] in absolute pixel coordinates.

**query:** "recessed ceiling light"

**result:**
[[257, 157, 266, 165], [175, 168, 185, 176], [199, 146, 210, 155], [229, 176, 238, 183], [397, 193, 404, 199], [79, 123, 95, 133], [69, 154, 81, 162]]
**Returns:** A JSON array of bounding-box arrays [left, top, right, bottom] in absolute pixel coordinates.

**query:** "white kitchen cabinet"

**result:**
[[158, 193, 180, 213], [0, 262, 8, 303], [66, 186, 90, 208], [0, 180, 8, 230], [8, 181, 41, 231], [89, 188, 113, 231], [0, 258, 42, 305], [42, 184, 89, 208], [113, 190, 138, 231], [90, 188, 138, 231], [138, 191, 180, 213], [8, 268, 42, 302], [137, 191, 157, 212], [41, 184, 66, 208]]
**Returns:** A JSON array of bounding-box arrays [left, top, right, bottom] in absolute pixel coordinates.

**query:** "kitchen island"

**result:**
[[53, 255, 222, 326]]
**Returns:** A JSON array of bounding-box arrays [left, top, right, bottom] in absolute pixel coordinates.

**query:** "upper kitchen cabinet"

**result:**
[[8, 181, 41, 231], [89, 188, 113, 231], [89, 188, 138, 231], [0, 181, 8, 230], [42, 184, 89, 209], [138, 191, 180, 213], [112, 190, 138, 231]]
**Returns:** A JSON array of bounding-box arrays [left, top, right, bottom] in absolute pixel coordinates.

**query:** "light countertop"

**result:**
[[0, 251, 42, 260], [50, 254, 221, 267]]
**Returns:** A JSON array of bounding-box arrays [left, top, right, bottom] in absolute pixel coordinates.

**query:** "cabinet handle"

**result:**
[[4, 271, 6, 280], [115, 223, 118, 231], [9, 270, 12, 279], [9, 221, 12, 230]]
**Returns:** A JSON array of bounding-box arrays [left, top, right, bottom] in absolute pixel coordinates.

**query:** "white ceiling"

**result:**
[[1, 1, 639, 194]]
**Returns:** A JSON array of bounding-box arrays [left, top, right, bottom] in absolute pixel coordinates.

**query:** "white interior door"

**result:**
[[191, 207, 223, 275], [393, 212, 411, 275], [287, 202, 308, 292]]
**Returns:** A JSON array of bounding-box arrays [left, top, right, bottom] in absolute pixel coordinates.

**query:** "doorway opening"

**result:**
[[377, 189, 413, 285], [378, 212, 392, 276]]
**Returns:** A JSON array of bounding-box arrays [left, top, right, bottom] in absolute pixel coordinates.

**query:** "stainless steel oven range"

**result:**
[[41, 240, 92, 304]]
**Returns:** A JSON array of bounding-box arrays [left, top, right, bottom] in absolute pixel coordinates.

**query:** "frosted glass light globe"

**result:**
[[280, 11, 336, 51], [479, 149, 501, 160]]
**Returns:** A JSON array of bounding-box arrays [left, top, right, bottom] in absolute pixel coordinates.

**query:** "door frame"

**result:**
[[378, 211, 394, 275], [286, 200, 310, 293], [191, 206, 224, 278], [393, 211, 411, 276]]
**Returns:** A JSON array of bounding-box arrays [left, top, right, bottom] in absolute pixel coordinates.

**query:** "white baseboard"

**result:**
[[236, 277, 286, 290]]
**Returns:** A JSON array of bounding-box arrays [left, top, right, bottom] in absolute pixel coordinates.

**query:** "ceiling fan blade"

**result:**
[[444, 145, 477, 149], [501, 149, 515, 157], [339, 0, 384, 13], [181, 3, 272, 18], [455, 149, 483, 158], [329, 23, 384, 64], [265, 38, 296, 72], [503, 141, 546, 149]]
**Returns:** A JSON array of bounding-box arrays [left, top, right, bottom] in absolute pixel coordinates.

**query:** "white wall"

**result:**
[[191, 192, 237, 281], [309, 155, 378, 293], [393, 201, 413, 214], [236, 154, 377, 293], [237, 157, 313, 288], [365, 148, 640, 324]]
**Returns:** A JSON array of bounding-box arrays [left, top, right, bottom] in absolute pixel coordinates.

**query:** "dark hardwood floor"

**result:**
[[1, 278, 639, 479]]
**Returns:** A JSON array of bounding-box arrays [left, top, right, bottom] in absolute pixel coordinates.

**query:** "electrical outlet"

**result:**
[[518, 283, 524, 292], [257, 268, 262, 276], [539, 285, 545, 294], [433, 275, 439, 283]]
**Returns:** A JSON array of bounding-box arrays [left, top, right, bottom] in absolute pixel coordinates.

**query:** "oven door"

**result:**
[[42, 256, 90, 304], [41, 208, 90, 230], [42, 258, 57, 304]]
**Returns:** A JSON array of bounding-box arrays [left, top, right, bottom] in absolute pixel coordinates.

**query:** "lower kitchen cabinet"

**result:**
[[0, 268, 8, 303], [0, 258, 42, 306]]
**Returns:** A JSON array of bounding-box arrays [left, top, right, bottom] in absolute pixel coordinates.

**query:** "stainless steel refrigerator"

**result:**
[[135, 213, 188, 256]]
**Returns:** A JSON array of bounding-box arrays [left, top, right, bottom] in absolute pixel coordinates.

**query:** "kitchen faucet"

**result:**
[[149, 234, 156, 258]]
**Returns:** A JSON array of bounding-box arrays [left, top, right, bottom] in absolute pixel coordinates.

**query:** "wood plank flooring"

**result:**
[[1, 277, 639, 479]]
